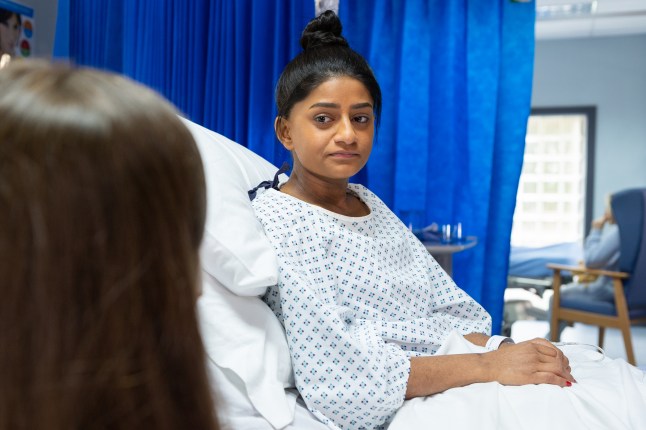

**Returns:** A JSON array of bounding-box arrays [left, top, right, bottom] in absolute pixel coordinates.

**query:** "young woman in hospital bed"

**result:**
[[196, 11, 646, 430]]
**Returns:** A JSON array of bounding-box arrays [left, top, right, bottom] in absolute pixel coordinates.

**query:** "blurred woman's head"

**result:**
[[0, 60, 217, 430]]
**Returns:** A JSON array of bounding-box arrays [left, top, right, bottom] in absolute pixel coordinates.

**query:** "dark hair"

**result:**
[[0, 8, 21, 26], [0, 61, 218, 430], [275, 10, 381, 123]]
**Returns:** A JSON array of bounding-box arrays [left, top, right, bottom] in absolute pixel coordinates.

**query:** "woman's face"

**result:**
[[0, 14, 20, 56], [278, 76, 375, 182]]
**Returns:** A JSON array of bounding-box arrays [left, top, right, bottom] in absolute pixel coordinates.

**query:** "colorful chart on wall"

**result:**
[[0, 0, 34, 64]]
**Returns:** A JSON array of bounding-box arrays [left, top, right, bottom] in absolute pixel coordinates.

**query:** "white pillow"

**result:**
[[181, 117, 280, 296], [182, 118, 295, 427], [199, 273, 296, 429]]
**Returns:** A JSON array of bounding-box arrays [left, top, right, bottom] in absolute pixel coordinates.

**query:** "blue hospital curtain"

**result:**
[[55, 0, 535, 334], [57, 0, 313, 163], [344, 0, 535, 333]]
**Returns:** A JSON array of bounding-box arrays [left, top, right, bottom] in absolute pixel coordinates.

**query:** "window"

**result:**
[[511, 107, 595, 248]]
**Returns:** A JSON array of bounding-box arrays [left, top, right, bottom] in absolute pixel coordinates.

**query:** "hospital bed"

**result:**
[[187, 118, 646, 430], [508, 242, 582, 296], [510, 242, 582, 279], [504, 239, 583, 335]]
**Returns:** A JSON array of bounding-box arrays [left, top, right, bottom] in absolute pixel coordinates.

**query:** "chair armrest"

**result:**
[[546, 263, 629, 279]]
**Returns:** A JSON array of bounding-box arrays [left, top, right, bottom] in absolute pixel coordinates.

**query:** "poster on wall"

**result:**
[[0, 0, 34, 68]]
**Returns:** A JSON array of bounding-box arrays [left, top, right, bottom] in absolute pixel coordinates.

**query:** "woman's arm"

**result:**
[[463, 332, 489, 346], [584, 219, 620, 269], [405, 338, 574, 399]]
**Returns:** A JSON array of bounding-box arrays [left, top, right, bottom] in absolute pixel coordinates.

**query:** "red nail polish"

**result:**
[[566, 381, 572, 387]]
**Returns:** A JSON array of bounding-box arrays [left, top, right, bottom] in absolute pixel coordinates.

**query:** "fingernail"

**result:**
[[566, 381, 572, 387]]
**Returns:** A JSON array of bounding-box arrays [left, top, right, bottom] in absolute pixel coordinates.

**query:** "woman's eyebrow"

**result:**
[[308, 102, 373, 110], [309, 102, 339, 109], [351, 102, 373, 110]]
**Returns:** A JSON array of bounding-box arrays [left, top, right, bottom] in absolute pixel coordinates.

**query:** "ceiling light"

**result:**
[[536, 1, 598, 20]]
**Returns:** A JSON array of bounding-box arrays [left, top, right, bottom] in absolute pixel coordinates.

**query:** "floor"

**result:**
[[506, 287, 646, 369]]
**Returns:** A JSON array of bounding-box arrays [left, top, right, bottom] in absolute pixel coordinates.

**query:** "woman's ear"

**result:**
[[275, 116, 293, 150]]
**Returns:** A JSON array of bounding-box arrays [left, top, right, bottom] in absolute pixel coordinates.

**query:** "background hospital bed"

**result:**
[[503, 242, 582, 336], [508, 241, 582, 294]]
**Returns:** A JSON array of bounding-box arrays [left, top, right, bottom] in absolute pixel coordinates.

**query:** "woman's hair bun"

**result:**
[[300, 10, 349, 51]]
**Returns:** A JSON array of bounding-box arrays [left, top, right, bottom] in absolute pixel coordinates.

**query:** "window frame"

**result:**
[[528, 106, 597, 238]]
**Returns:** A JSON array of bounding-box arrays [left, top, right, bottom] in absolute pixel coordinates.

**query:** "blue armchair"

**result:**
[[548, 188, 646, 365]]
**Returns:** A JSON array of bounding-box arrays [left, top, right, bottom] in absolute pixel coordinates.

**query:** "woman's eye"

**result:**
[[314, 115, 331, 123], [354, 115, 370, 124]]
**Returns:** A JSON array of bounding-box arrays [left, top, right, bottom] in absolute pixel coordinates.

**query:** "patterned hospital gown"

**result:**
[[252, 184, 492, 429]]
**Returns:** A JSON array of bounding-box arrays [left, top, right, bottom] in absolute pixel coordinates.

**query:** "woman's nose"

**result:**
[[334, 116, 357, 145]]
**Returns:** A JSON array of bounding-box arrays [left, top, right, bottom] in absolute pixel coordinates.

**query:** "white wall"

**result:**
[[32, 0, 58, 57], [532, 35, 646, 217]]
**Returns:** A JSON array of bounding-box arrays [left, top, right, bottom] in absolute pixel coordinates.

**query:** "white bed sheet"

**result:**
[[389, 331, 646, 430], [209, 361, 329, 430], [210, 330, 646, 429]]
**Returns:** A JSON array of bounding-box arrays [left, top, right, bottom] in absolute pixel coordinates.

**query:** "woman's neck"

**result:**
[[280, 172, 369, 217]]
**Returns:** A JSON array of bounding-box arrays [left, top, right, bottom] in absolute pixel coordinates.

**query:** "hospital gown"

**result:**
[[252, 184, 491, 429]]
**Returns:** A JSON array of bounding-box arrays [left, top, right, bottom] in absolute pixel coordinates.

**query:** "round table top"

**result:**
[[422, 236, 478, 254]]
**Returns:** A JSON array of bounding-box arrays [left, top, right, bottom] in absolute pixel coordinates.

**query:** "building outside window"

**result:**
[[511, 107, 595, 248]]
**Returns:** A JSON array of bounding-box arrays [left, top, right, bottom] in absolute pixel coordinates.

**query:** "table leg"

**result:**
[[431, 253, 453, 277]]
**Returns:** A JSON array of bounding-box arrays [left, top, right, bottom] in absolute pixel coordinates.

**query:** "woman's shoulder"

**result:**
[[253, 185, 303, 204], [251, 187, 318, 223], [347, 183, 373, 200], [348, 183, 388, 212], [252, 188, 293, 216]]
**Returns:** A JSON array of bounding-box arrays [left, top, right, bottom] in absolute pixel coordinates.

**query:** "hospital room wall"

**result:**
[[532, 34, 646, 218]]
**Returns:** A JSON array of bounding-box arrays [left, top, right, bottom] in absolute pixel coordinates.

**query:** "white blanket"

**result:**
[[389, 331, 646, 430]]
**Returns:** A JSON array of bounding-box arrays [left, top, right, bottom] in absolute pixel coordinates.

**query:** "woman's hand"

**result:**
[[485, 338, 575, 387], [406, 338, 575, 399], [591, 214, 609, 230]]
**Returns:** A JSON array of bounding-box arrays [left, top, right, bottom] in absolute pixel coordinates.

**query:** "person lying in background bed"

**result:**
[[0, 60, 219, 430], [250, 11, 576, 429]]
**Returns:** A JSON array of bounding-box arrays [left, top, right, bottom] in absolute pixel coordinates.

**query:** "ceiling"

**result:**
[[535, 0, 646, 39]]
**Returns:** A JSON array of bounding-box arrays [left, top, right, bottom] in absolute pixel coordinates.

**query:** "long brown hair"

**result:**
[[0, 61, 218, 430]]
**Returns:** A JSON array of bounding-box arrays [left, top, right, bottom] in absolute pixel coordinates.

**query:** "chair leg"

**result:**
[[598, 326, 605, 348], [550, 317, 560, 342], [620, 323, 636, 366], [550, 269, 562, 342], [611, 278, 636, 365]]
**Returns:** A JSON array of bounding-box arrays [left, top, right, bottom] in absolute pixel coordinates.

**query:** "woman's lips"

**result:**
[[329, 152, 359, 158]]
